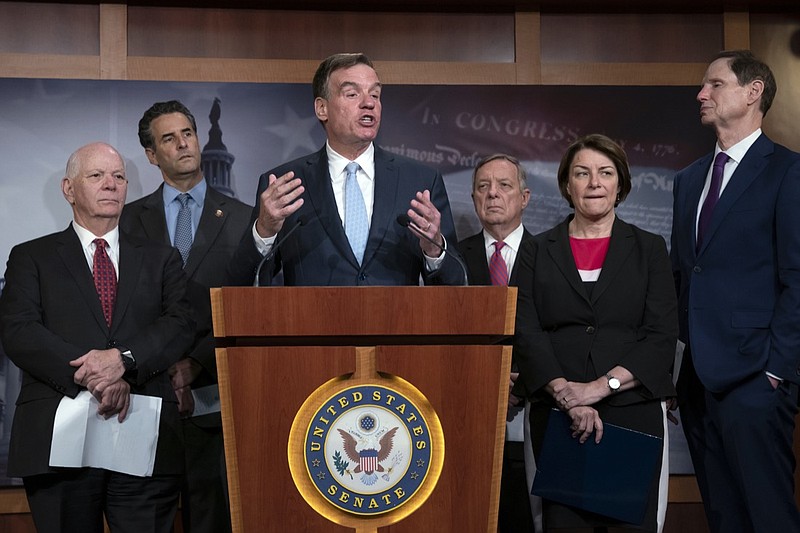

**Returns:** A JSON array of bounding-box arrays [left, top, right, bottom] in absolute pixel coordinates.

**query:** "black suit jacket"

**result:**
[[514, 216, 677, 408], [0, 225, 195, 477], [457, 227, 534, 286], [120, 184, 252, 383], [229, 146, 464, 286]]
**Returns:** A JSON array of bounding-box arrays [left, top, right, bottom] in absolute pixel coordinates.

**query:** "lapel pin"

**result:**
[[215, 210, 224, 218]]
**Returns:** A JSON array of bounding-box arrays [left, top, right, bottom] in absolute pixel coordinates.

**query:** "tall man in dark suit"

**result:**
[[457, 154, 537, 533], [120, 101, 252, 533], [671, 50, 800, 533], [0, 142, 195, 532], [229, 52, 463, 286]]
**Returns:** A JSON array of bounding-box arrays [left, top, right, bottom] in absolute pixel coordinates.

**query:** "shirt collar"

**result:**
[[716, 128, 762, 165], [482, 223, 525, 252], [72, 221, 120, 251], [327, 142, 375, 182], [162, 178, 207, 208]]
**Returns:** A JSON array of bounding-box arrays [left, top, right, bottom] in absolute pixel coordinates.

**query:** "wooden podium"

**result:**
[[211, 286, 516, 533]]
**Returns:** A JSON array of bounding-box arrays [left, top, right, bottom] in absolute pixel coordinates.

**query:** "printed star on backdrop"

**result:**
[[264, 106, 320, 161]]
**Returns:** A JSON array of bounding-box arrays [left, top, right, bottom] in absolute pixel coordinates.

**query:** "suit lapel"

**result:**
[[111, 233, 143, 335], [57, 226, 108, 331], [547, 219, 589, 303], [136, 185, 171, 243], [184, 187, 227, 276], [698, 134, 772, 255], [684, 154, 712, 256], [461, 232, 491, 285], [508, 229, 533, 286], [302, 148, 360, 267], [592, 218, 634, 303], [364, 148, 400, 267]]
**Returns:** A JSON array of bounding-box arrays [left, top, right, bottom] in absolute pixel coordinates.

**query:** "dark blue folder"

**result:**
[[531, 408, 663, 525]]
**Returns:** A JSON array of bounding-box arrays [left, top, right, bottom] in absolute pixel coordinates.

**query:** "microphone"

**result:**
[[396, 213, 469, 286], [253, 216, 306, 287]]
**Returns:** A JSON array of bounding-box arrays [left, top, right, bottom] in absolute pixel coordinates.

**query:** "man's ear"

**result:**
[[748, 79, 764, 107], [521, 188, 531, 210], [61, 177, 75, 204], [315, 97, 328, 122], [145, 147, 159, 166]]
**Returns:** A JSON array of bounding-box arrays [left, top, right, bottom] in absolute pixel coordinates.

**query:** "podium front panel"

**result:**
[[219, 344, 509, 533]]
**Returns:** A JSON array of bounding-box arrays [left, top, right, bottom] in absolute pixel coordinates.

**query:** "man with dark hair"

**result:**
[[0, 142, 195, 532], [458, 153, 538, 532], [671, 50, 800, 532], [121, 100, 252, 533], [229, 52, 464, 286]]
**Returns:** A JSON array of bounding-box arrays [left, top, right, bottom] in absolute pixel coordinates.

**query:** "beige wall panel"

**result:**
[[125, 56, 518, 85], [127, 7, 514, 63], [541, 62, 707, 85], [0, 2, 98, 55], [541, 13, 722, 63], [0, 52, 99, 78], [751, 13, 800, 152]]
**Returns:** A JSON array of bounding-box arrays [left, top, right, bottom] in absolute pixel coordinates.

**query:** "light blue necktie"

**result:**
[[344, 162, 368, 264], [174, 192, 193, 266]]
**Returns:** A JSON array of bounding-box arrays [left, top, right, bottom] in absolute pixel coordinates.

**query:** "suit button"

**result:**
[[358, 273, 367, 281], [586, 326, 595, 334], [693, 266, 702, 273]]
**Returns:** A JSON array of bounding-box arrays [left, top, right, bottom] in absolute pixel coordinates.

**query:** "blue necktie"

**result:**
[[344, 162, 369, 264], [697, 152, 729, 251], [174, 193, 193, 265]]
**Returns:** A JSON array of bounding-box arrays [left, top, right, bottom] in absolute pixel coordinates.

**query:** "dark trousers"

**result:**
[[679, 349, 800, 533], [180, 419, 231, 533], [499, 440, 535, 533], [24, 468, 180, 533]]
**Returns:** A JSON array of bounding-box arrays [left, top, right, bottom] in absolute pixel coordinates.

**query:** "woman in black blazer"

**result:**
[[514, 134, 678, 532]]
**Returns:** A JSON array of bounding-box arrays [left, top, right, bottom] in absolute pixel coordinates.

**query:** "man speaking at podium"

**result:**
[[229, 52, 464, 287]]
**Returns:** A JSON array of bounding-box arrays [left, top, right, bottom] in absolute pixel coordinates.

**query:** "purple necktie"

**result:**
[[489, 241, 509, 286], [93, 238, 117, 327], [697, 152, 730, 251]]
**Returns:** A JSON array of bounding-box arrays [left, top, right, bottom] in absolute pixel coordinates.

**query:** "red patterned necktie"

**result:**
[[93, 238, 117, 327], [489, 241, 509, 286]]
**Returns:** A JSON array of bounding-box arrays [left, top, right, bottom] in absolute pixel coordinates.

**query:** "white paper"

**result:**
[[506, 405, 525, 442], [191, 384, 221, 417], [50, 390, 162, 477]]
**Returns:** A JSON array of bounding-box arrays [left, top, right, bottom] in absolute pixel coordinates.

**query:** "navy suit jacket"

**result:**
[[457, 228, 533, 287], [120, 184, 252, 383], [229, 146, 464, 286], [0, 225, 195, 477], [671, 133, 800, 392]]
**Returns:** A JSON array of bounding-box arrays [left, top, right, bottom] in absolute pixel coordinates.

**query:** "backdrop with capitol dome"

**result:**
[[0, 77, 714, 485]]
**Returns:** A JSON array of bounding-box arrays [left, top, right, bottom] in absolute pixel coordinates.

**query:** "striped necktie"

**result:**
[[489, 241, 509, 286]]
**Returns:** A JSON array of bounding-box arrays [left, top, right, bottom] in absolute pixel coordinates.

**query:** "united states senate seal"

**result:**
[[288, 375, 444, 528]]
